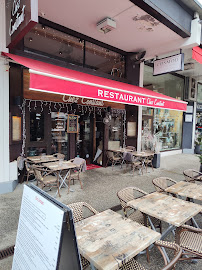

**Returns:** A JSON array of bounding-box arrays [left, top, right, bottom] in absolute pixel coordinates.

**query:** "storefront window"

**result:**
[[51, 112, 68, 158], [153, 109, 183, 151], [85, 42, 125, 78], [197, 83, 202, 103], [24, 24, 84, 66], [30, 112, 44, 141], [144, 65, 184, 100], [108, 116, 122, 149]]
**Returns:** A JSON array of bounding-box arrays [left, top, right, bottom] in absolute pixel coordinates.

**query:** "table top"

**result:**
[[127, 192, 202, 227], [43, 161, 77, 171], [75, 209, 160, 270], [165, 181, 202, 201], [27, 155, 59, 164], [131, 151, 154, 157], [111, 149, 154, 157]]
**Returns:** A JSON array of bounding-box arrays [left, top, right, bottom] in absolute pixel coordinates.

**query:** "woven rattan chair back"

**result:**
[[67, 202, 99, 223], [54, 153, 65, 160], [183, 169, 202, 182], [125, 146, 136, 151], [152, 177, 177, 192], [117, 187, 148, 211], [106, 150, 114, 160], [119, 240, 182, 270]]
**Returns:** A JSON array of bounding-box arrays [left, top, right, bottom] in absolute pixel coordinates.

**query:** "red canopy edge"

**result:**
[[192, 46, 202, 64], [2, 52, 187, 111]]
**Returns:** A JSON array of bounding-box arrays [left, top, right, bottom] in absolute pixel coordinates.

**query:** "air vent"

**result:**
[[97, 17, 116, 34]]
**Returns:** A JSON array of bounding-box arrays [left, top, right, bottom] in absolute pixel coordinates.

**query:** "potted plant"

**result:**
[[199, 154, 202, 172], [194, 132, 202, 154]]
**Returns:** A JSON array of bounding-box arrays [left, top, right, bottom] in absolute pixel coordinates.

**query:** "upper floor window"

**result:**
[[24, 24, 125, 79]]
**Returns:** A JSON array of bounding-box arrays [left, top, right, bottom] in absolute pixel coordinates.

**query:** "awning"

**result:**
[[192, 46, 202, 64], [2, 52, 187, 111]]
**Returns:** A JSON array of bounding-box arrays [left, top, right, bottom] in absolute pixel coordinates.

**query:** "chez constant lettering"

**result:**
[[97, 89, 165, 107], [62, 95, 104, 106], [9, 0, 26, 36]]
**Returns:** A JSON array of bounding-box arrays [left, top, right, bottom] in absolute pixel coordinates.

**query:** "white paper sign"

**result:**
[[12, 185, 64, 270], [185, 114, 193, 122], [153, 54, 184, 75]]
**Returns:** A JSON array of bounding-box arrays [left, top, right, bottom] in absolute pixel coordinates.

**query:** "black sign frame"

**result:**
[[67, 114, 79, 133]]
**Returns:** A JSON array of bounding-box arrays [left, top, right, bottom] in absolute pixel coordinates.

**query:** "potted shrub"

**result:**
[[195, 132, 202, 154], [199, 154, 202, 172]]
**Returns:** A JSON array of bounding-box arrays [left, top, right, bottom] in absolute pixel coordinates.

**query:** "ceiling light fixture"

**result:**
[[29, 37, 33, 42], [97, 17, 116, 34]]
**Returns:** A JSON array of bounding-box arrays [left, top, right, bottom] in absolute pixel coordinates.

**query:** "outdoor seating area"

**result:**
[[106, 146, 155, 175], [23, 154, 87, 197], [1, 154, 202, 270]]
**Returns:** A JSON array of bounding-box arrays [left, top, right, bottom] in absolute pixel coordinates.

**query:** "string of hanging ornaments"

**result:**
[[18, 99, 127, 160]]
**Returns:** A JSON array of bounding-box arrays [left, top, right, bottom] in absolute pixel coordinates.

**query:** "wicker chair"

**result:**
[[33, 167, 60, 196], [175, 224, 202, 261], [53, 153, 65, 160], [67, 202, 99, 269], [131, 157, 143, 176], [144, 154, 154, 173], [68, 158, 86, 192], [117, 187, 162, 232], [152, 177, 177, 193], [25, 159, 35, 183], [119, 240, 182, 270], [125, 146, 136, 151], [183, 169, 202, 183], [106, 150, 123, 169]]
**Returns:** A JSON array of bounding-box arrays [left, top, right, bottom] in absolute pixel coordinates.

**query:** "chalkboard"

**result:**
[[12, 184, 81, 270], [67, 114, 78, 133]]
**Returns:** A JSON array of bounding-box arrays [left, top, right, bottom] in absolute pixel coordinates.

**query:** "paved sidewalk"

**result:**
[[0, 154, 201, 270]]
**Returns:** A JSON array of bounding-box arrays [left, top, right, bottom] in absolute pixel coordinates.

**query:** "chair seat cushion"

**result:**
[[119, 257, 146, 270], [180, 231, 202, 253]]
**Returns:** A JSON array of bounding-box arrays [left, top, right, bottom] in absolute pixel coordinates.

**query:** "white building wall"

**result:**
[[0, 0, 18, 193]]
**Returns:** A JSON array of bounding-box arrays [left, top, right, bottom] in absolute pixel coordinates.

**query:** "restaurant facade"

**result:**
[[0, 0, 201, 193]]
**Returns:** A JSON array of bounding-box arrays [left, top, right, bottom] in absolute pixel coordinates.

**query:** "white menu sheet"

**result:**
[[12, 185, 64, 270]]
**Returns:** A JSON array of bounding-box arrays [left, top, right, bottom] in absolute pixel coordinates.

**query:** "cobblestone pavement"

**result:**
[[0, 154, 201, 269]]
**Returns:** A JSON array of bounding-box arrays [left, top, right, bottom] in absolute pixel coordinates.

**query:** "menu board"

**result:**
[[67, 114, 78, 133], [12, 116, 21, 141], [12, 185, 81, 270]]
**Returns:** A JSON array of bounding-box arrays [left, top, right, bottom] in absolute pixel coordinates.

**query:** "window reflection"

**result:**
[[30, 112, 44, 142], [51, 112, 68, 158], [85, 42, 125, 77]]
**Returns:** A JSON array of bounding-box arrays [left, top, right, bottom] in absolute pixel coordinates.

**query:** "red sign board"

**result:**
[[6, 0, 38, 48]]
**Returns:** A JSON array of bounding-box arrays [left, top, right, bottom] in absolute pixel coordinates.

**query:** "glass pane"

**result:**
[[108, 116, 122, 149], [153, 109, 183, 151], [51, 112, 68, 159], [30, 112, 44, 141], [77, 115, 91, 160], [24, 24, 84, 65], [197, 83, 202, 103], [85, 41, 125, 78], [144, 65, 184, 100]]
